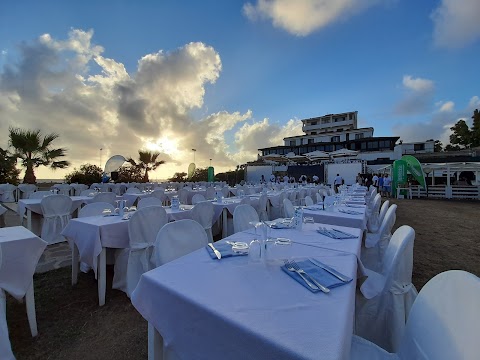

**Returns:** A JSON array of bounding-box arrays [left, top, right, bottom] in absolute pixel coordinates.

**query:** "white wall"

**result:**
[[326, 162, 362, 185]]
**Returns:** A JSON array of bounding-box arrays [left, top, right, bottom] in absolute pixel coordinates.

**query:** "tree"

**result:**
[[189, 168, 209, 182], [64, 164, 102, 185], [471, 109, 480, 147], [449, 120, 471, 148], [168, 172, 187, 182], [0, 147, 20, 184], [434, 140, 443, 152], [8, 128, 70, 184], [117, 164, 143, 183], [127, 150, 165, 183]]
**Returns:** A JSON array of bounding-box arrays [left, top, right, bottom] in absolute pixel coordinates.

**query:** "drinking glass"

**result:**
[[114, 200, 121, 215]]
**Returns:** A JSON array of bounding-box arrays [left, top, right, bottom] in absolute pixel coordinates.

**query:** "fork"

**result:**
[[283, 260, 318, 291], [290, 260, 330, 293]]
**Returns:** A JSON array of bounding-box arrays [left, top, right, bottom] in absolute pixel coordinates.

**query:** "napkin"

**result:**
[[304, 206, 323, 211], [316, 228, 357, 239], [205, 242, 248, 259], [265, 219, 294, 229], [346, 204, 365, 208], [281, 259, 352, 293], [338, 209, 362, 215]]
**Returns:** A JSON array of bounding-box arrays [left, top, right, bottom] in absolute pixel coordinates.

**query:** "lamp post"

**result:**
[[209, 158, 212, 166], [100, 148, 103, 168], [192, 148, 196, 163]]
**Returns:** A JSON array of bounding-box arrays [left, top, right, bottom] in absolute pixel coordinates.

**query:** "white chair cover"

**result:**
[[221, 186, 230, 198], [233, 204, 259, 233], [152, 191, 169, 205], [375, 200, 390, 233], [138, 197, 163, 209], [351, 270, 480, 360], [269, 191, 286, 220], [91, 192, 116, 205], [0, 204, 7, 217], [298, 188, 307, 206], [40, 195, 72, 244], [192, 194, 207, 205], [29, 191, 53, 199], [78, 202, 115, 217], [205, 187, 216, 200], [356, 226, 417, 352], [80, 189, 95, 197], [126, 187, 141, 194], [191, 201, 214, 243], [288, 191, 297, 205], [240, 197, 251, 205], [54, 183, 73, 196], [255, 194, 268, 221], [283, 198, 295, 218], [178, 189, 189, 204], [153, 187, 165, 193], [0, 242, 14, 359], [367, 194, 382, 233], [113, 206, 168, 297], [18, 184, 37, 199], [0, 184, 16, 203], [362, 205, 397, 272], [304, 196, 314, 206], [72, 184, 88, 195], [152, 219, 208, 267]]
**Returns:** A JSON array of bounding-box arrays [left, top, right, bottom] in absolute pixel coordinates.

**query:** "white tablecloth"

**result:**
[[132, 223, 363, 360], [0, 226, 47, 300], [17, 196, 90, 217], [303, 205, 368, 229]]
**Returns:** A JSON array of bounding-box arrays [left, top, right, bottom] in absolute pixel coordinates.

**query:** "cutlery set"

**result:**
[[317, 227, 356, 239]]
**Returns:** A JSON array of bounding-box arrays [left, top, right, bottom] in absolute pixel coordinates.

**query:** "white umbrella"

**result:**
[[262, 154, 286, 163], [285, 152, 308, 162], [329, 149, 359, 158], [303, 150, 330, 161]]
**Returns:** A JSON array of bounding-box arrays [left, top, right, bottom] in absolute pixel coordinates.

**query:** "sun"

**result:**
[[145, 137, 178, 156]]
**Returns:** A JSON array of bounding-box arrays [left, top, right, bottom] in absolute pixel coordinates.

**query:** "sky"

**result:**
[[1, 0, 480, 181]]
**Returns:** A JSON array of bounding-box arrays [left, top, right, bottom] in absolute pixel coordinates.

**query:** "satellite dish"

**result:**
[[188, 163, 196, 179], [104, 155, 127, 174]]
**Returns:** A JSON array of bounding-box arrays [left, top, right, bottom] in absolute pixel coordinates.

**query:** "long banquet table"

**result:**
[[132, 222, 364, 360]]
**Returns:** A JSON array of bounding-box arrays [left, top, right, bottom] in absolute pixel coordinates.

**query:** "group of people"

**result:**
[[356, 173, 392, 197], [261, 174, 320, 184]]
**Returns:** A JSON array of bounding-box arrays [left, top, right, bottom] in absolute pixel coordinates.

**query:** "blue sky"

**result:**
[[1, 0, 479, 179]]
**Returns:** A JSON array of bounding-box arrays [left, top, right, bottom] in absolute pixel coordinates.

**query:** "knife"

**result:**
[[309, 258, 350, 282], [208, 243, 222, 259]]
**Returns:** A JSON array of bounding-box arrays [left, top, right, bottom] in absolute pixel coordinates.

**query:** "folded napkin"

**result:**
[[338, 209, 362, 215], [304, 206, 324, 211], [281, 259, 352, 293], [205, 242, 248, 259], [316, 228, 357, 239], [346, 204, 365, 208], [265, 219, 294, 229]]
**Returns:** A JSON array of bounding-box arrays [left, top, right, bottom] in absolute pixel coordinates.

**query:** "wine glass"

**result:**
[[114, 200, 121, 215]]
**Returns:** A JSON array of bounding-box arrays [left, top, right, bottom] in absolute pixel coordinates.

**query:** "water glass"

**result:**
[[303, 216, 314, 224]]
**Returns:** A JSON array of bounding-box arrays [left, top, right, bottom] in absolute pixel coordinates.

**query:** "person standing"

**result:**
[[283, 174, 289, 183], [356, 173, 363, 185], [334, 173, 343, 193], [372, 173, 379, 189], [312, 174, 319, 184], [378, 173, 384, 195], [260, 175, 266, 184], [383, 174, 392, 198], [269, 173, 275, 183]]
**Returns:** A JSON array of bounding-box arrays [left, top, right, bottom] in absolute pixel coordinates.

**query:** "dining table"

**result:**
[[17, 196, 91, 231], [132, 221, 364, 360], [61, 206, 195, 306], [303, 204, 368, 229]]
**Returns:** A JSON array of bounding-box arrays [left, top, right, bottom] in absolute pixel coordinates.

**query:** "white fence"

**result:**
[[409, 185, 480, 200]]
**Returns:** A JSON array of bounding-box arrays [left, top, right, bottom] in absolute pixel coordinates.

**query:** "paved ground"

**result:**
[[1, 202, 71, 273]]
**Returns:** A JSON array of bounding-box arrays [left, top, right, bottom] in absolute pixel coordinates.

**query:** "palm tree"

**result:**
[[8, 128, 70, 184], [127, 150, 165, 182]]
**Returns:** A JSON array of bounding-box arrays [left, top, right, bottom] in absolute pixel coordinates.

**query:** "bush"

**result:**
[[64, 164, 102, 185], [0, 147, 20, 184]]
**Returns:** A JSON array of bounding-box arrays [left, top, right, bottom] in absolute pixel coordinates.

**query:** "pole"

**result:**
[[100, 148, 103, 168], [192, 149, 196, 163]]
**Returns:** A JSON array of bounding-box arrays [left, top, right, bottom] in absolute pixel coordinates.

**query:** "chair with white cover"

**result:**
[[152, 219, 208, 267], [297, 188, 307, 206], [152, 190, 169, 206], [29, 191, 54, 199], [73, 184, 88, 195], [78, 202, 115, 217], [0, 243, 15, 359], [40, 195, 72, 244], [240, 196, 251, 206], [91, 192, 116, 205], [0, 204, 6, 227], [254, 194, 268, 221], [126, 187, 141, 194], [80, 189, 95, 197], [233, 204, 259, 233], [323, 195, 336, 209], [351, 270, 480, 360], [113, 206, 168, 297], [18, 184, 37, 199], [54, 183, 73, 196], [355, 225, 417, 352], [304, 196, 314, 206], [368, 200, 389, 234], [192, 194, 207, 205], [269, 191, 286, 220], [288, 191, 297, 206], [362, 204, 397, 272], [137, 197, 163, 209], [283, 198, 295, 218], [191, 201, 214, 242], [178, 189, 189, 205], [366, 194, 382, 233], [221, 186, 231, 198], [205, 187, 216, 200], [0, 184, 17, 203]]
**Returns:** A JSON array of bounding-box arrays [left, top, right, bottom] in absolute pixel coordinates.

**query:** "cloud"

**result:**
[[394, 75, 435, 115], [243, 0, 381, 36], [393, 96, 480, 145], [0, 29, 293, 180], [431, 0, 480, 48]]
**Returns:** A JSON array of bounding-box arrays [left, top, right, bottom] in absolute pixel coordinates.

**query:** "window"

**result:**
[[349, 113, 354, 120], [308, 138, 314, 144], [324, 144, 333, 152], [321, 118, 330, 124], [361, 142, 367, 150], [311, 131, 317, 135], [331, 136, 340, 142], [289, 140, 296, 146], [368, 141, 379, 150], [336, 128, 343, 132], [379, 140, 390, 149], [355, 133, 364, 140], [310, 121, 317, 126], [414, 143, 425, 151]]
